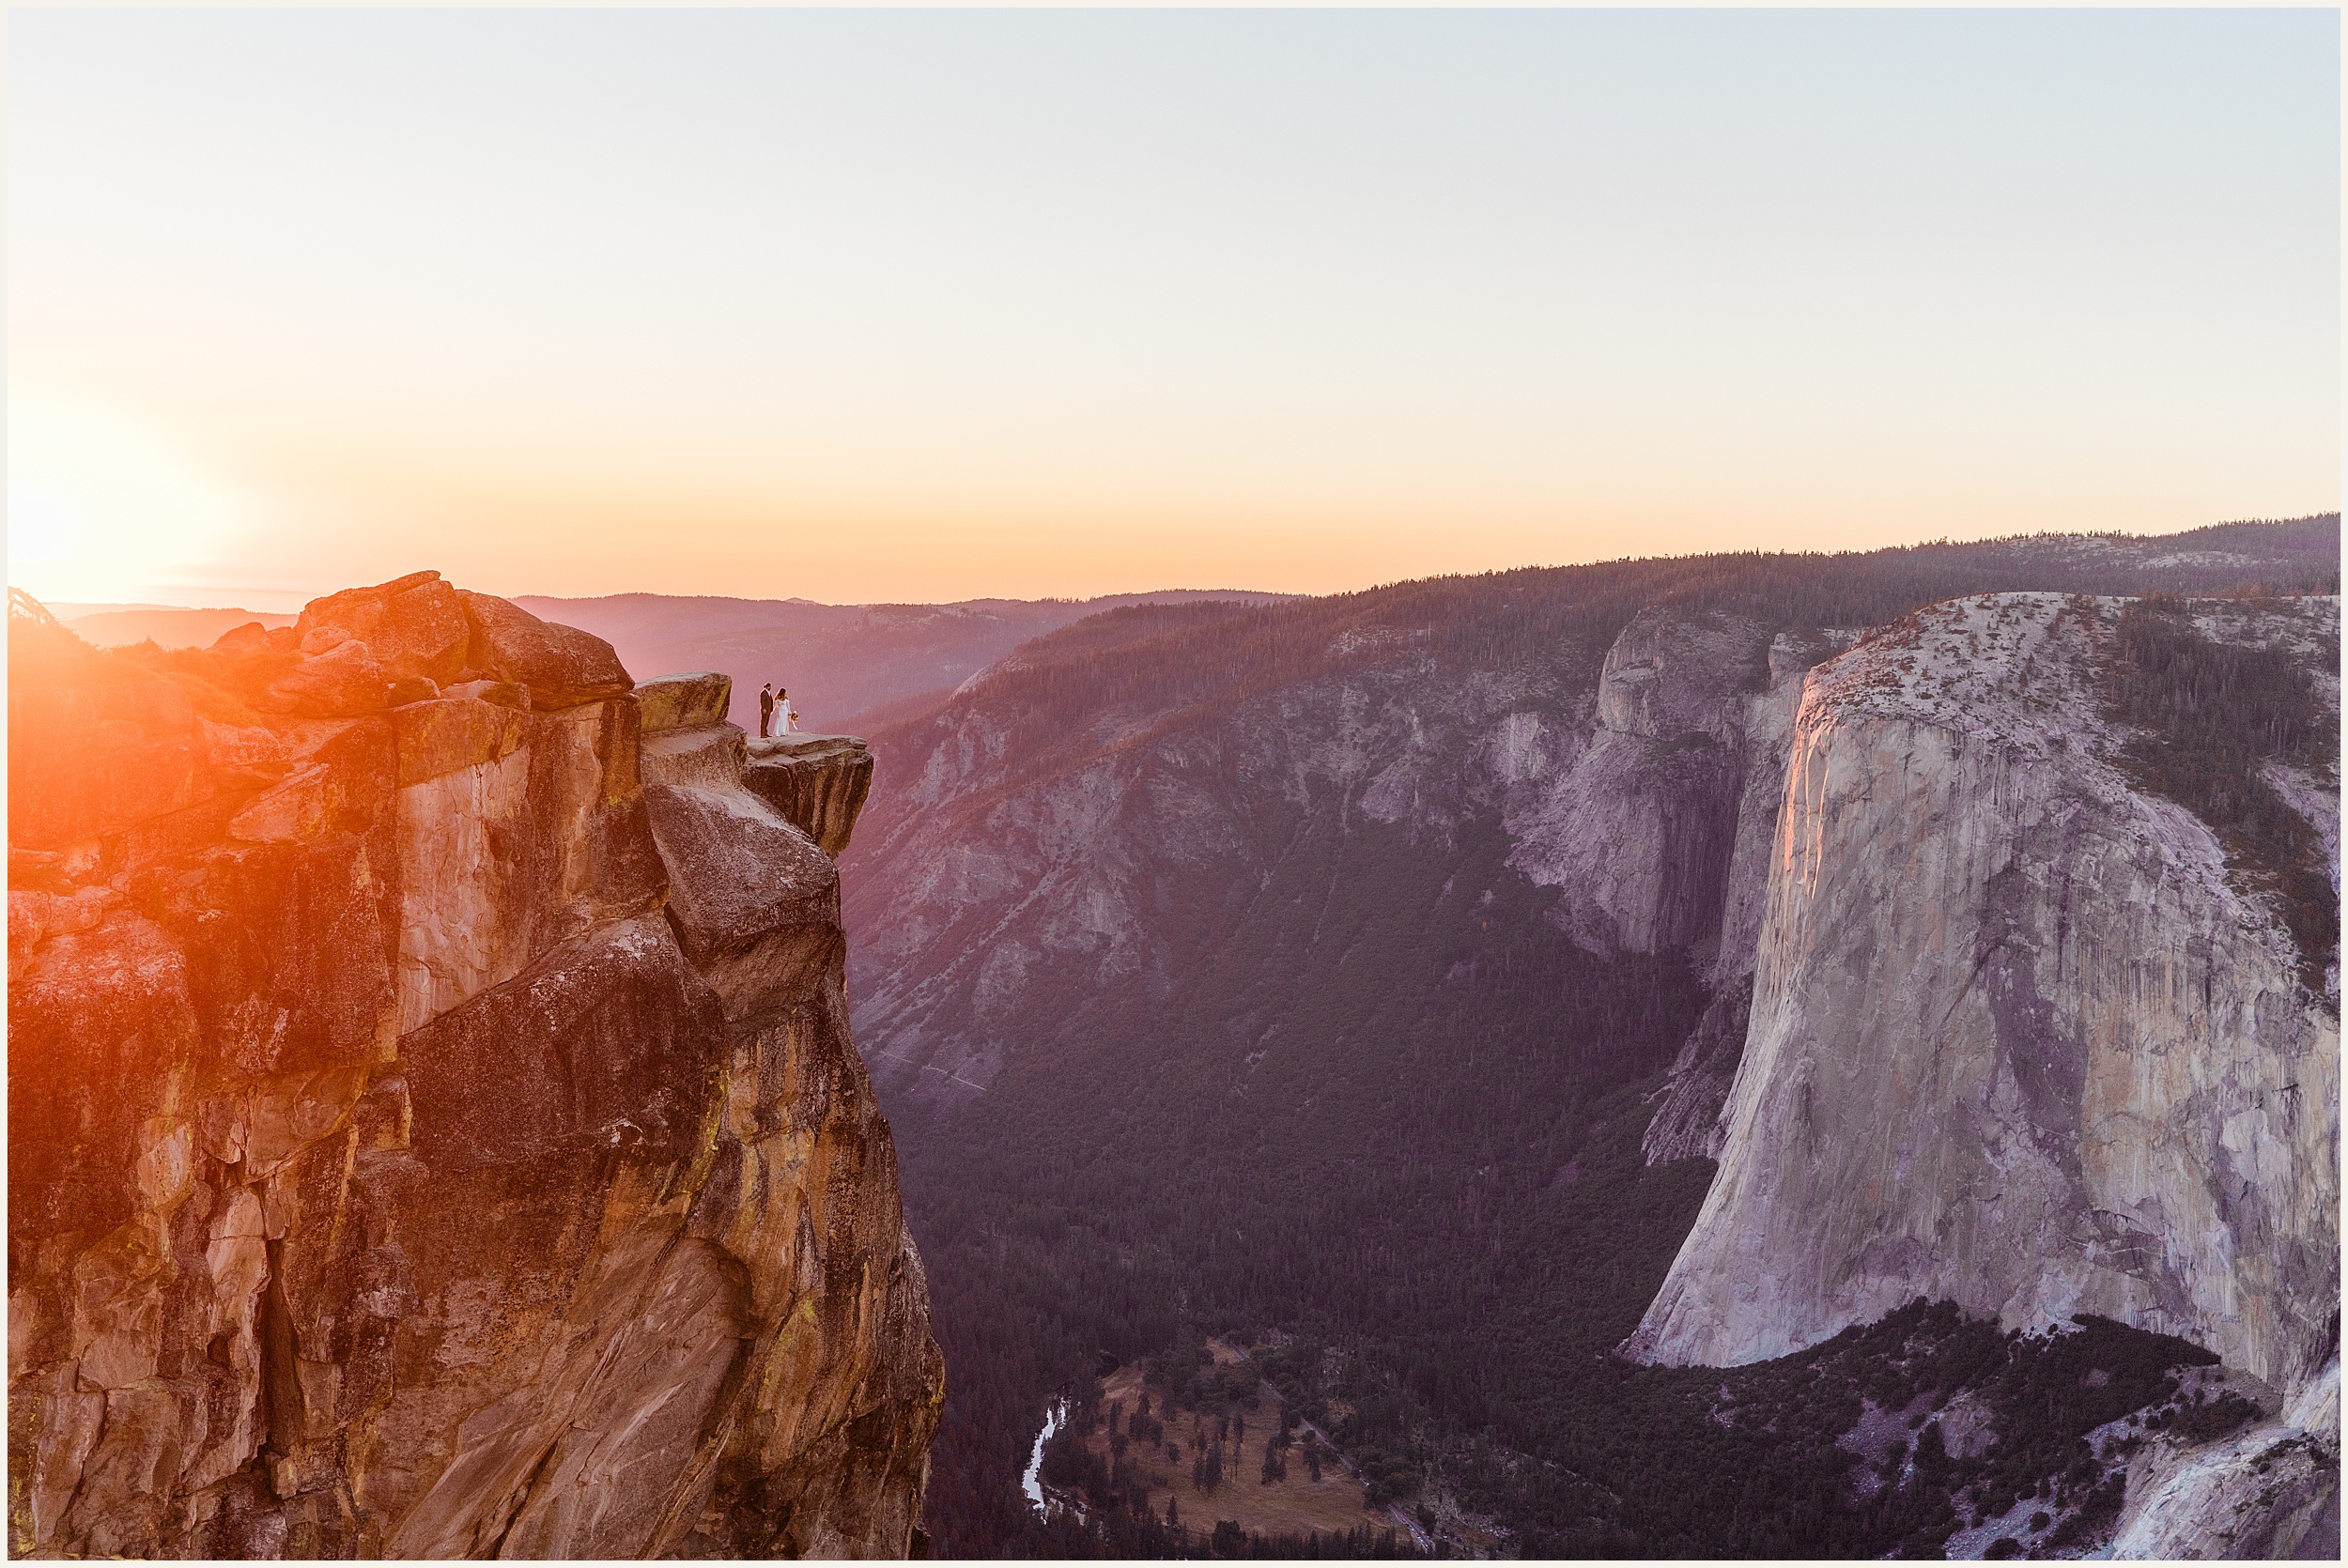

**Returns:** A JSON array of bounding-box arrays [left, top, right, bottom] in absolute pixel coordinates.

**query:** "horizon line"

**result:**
[[19, 510, 2340, 620]]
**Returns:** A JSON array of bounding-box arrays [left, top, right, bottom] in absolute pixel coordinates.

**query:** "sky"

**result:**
[[7, 7, 2340, 612]]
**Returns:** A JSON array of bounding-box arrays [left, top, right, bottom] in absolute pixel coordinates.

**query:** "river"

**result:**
[[1021, 1398, 1070, 1515]]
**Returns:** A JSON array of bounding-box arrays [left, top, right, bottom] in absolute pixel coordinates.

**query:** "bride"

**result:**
[[774, 686, 797, 735]]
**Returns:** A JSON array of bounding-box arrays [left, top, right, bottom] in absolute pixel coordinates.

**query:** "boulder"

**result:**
[[391, 696, 531, 789], [401, 915, 721, 1174], [643, 782, 838, 1021], [6, 885, 118, 970], [636, 671, 733, 734], [8, 848, 74, 893], [457, 591, 633, 710], [293, 572, 471, 685], [226, 765, 337, 845], [641, 722, 749, 792], [210, 622, 272, 655], [267, 638, 391, 718], [441, 678, 531, 710]]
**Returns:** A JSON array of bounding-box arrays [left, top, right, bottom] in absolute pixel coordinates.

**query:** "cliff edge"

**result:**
[[6, 576, 941, 1558]]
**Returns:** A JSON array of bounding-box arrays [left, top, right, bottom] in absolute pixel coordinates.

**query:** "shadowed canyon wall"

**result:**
[[7, 576, 939, 1559]]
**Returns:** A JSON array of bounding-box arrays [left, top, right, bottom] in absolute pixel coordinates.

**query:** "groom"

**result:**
[[757, 682, 776, 739]]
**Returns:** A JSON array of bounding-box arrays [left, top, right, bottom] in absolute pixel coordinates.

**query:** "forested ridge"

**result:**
[[862, 516, 2340, 795], [846, 516, 2340, 1558], [2103, 592, 2340, 992]]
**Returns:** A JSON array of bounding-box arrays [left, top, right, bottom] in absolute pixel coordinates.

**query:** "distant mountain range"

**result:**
[[55, 605, 299, 650], [508, 591, 1293, 736], [53, 589, 1293, 739]]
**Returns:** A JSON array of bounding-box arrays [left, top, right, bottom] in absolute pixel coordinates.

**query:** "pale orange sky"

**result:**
[[8, 10, 2338, 612]]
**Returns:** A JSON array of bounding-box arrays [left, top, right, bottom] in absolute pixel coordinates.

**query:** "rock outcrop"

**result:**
[[1638, 976, 1753, 1166], [1625, 592, 2340, 1547], [1629, 626, 1850, 1165], [746, 736, 873, 860], [6, 577, 940, 1559], [1628, 594, 2340, 1385]]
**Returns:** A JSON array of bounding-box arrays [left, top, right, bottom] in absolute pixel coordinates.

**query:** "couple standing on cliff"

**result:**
[[758, 681, 797, 739]]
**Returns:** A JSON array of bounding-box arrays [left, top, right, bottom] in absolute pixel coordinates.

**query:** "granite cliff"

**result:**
[[1627, 591, 2340, 1555], [7, 576, 940, 1559]]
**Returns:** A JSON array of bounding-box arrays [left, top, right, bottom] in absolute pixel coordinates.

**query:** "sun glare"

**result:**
[[6, 400, 248, 607]]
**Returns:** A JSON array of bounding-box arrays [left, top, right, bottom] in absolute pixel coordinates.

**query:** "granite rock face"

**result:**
[[1496, 611, 1841, 1164], [846, 623, 1610, 1118], [1628, 628, 1847, 1165], [1629, 594, 2340, 1391], [745, 736, 873, 859], [1614, 592, 2342, 1558], [297, 572, 472, 687], [636, 672, 736, 737], [6, 578, 939, 1559], [1639, 976, 1753, 1166], [1505, 607, 1772, 961], [848, 603, 1828, 1130]]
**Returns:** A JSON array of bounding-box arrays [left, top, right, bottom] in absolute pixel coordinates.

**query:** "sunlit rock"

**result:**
[[6, 588, 939, 1559], [746, 734, 874, 858]]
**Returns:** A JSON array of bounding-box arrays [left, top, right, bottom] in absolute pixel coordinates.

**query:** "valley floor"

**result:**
[[1080, 1352, 1371, 1540]]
